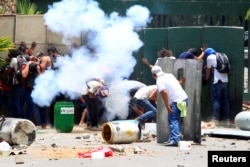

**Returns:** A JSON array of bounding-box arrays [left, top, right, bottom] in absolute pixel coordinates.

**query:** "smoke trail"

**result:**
[[31, 0, 151, 120]]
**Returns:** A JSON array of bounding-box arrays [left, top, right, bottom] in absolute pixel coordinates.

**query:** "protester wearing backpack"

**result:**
[[21, 57, 42, 122], [22, 60, 46, 128], [203, 47, 230, 126], [6, 49, 27, 118], [0, 58, 13, 117]]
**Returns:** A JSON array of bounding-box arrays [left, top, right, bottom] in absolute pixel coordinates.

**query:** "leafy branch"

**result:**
[[0, 37, 15, 52], [16, 0, 42, 15]]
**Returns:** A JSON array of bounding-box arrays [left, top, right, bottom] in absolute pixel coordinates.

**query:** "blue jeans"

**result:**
[[22, 87, 34, 120], [33, 103, 47, 126], [136, 99, 156, 122], [0, 90, 13, 117], [11, 84, 23, 118], [212, 82, 230, 120], [168, 99, 188, 144]]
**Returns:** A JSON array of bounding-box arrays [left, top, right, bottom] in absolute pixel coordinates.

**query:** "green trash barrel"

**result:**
[[54, 101, 75, 133]]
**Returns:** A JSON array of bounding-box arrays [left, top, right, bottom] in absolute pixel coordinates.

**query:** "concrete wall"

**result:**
[[0, 14, 82, 58]]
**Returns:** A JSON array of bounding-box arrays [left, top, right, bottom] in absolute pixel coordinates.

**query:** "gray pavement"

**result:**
[[0, 125, 250, 167]]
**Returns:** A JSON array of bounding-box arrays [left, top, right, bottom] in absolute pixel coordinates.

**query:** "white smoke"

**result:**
[[32, 0, 151, 120]]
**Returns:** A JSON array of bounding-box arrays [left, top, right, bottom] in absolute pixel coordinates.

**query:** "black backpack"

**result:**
[[215, 52, 231, 73], [2, 66, 14, 86], [15, 55, 26, 83]]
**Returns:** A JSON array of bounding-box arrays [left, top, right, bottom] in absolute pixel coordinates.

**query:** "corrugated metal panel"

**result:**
[[157, 58, 203, 143]]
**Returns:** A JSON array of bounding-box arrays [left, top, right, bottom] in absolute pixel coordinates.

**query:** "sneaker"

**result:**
[[89, 126, 101, 131], [211, 119, 219, 126], [164, 141, 178, 146], [220, 119, 231, 127], [135, 118, 145, 129], [162, 139, 171, 144], [78, 123, 87, 127]]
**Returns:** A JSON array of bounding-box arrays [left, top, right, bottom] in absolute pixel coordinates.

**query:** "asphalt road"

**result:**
[[0, 125, 250, 167]]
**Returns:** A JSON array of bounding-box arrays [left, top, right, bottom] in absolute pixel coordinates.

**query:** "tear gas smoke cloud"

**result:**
[[32, 0, 151, 120]]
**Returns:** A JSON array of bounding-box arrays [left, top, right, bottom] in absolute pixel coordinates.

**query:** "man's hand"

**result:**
[[142, 58, 149, 65], [166, 105, 173, 114], [178, 76, 185, 85]]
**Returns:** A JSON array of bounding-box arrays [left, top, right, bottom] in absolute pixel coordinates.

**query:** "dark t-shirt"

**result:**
[[179, 51, 195, 59]]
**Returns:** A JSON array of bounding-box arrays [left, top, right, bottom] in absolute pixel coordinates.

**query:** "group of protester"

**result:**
[[0, 43, 230, 146], [136, 46, 230, 146], [0, 42, 62, 129], [0, 42, 111, 131]]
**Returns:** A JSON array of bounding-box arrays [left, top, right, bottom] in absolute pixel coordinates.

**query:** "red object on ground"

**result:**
[[78, 146, 113, 158]]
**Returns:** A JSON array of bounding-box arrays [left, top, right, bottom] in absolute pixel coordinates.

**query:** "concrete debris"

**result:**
[[15, 155, 24, 164], [51, 143, 57, 148], [109, 146, 125, 152], [201, 121, 216, 129], [137, 138, 152, 142], [133, 146, 142, 154], [10, 149, 26, 155], [82, 134, 91, 139]]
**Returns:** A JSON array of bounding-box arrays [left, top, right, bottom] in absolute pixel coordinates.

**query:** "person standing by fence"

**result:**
[[203, 47, 230, 126], [151, 66, 188, 146]]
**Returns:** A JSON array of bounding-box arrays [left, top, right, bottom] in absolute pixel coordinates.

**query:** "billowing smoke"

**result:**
[[31, 0, 151, 120]]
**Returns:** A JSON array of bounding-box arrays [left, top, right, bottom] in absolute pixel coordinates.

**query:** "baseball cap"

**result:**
[[151, 66, 165, 77], [204, 48, 216, 57]]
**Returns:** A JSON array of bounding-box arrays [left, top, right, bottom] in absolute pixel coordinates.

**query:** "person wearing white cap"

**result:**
[[151, 66, 188, 146]]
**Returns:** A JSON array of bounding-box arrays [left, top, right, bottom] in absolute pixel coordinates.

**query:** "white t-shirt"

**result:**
[[9, 57, 19, 84], [134, 85, 157, 99], [156, 73, 188, 105], [86, 80, 101, 95], [9, 57, 18, 71], [206, 54, 228, 84]]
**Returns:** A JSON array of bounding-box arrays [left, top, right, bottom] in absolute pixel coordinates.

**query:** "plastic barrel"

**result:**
[[54, 101, 74, 133], [234, 111, 250, 131], [0, 117, 36, 146], [101, 120, 140, 144]]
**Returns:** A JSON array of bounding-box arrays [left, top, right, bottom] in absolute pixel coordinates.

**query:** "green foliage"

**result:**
[[0, 57, 8, 72], [0, 6, 3, 14], [0, 37, 15, 52], [0, 37, 14, 71], [245, 9, 250, 20], [16, 0, 42, 15]]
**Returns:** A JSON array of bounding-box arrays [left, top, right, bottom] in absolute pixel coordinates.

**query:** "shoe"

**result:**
[[164, 141, 178, 146], [162, 140, 171, 144], [89, 126, 101, 131], [78, 123, 87, 127], [135, 118, 145, 129], [211, 119, 219, 126]]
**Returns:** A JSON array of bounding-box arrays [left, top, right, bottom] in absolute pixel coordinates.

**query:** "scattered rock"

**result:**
[[15, 155, 24, 164], [82, 134, 90, 139], [109, 146, 124, 152], [133, 146, 142, 154]]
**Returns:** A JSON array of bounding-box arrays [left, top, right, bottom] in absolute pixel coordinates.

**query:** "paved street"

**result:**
[[0, 125, 250, 167]]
